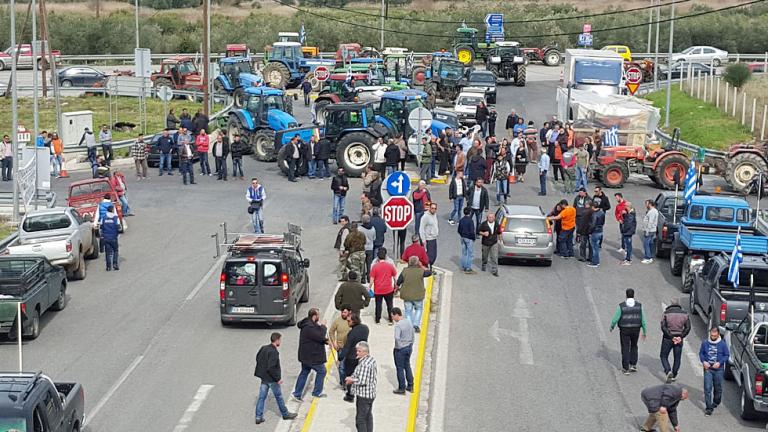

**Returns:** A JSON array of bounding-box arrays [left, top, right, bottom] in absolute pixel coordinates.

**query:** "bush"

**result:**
[[724, 63, 753, 88]]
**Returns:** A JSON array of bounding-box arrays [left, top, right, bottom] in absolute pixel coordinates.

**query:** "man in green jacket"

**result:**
[[419, 137, 433, 182], [396, 256, 432, 332], [610, 288, 648, 375], [334, 271, 371, 314]]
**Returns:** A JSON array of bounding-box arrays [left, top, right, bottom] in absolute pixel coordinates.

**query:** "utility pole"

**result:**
[[653, 0, 661, 90], [32, 0, 40, 209], [646, 0, 653, 53], [135, 0, 140, 49], [11, 0, 20, 222], [38, 0, 47, 98], [380, 0, 385, 50], [202, 0, 210, 116], [40, 0, 61, 135], [664, 0, 676, 129]]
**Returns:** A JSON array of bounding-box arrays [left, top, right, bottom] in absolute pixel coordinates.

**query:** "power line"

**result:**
[[272, 0, 766, 41], [290, 0, 692, 25]]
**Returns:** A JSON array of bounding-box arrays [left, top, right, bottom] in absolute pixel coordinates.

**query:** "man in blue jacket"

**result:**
[[100, 204, 120, 271], [457, 207, 476, 274], [699, 327, 730, 416], [157, 129, 176, 176]]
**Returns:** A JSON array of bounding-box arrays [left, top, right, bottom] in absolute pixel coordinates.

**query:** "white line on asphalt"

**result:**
[[172, 384, 215, 432], [84, 355, 144, 426], [583, 285, 608, 343], [429, 269, 452, 432], [661, 302, 703, 377], [185, 254, 227, 303]]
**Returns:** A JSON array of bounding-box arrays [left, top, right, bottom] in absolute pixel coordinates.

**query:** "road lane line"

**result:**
[[185, 254, 227, 303], [406, 275, 435, 431], [172, 384, 215, 432], [661, 302, 703, 377], [84, 355, 144, 425], [428, 269, 452, 432], [583, 285, 608, 343]]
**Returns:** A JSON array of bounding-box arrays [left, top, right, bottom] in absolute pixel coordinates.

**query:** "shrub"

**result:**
[[723, 63, 752, 88]]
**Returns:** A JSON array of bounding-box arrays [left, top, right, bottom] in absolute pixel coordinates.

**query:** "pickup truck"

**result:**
[[725, 318, 768, 420], [653, 191, 684, 258], [7, 208, 99, 281], [67, 178, 126, 233], [690, 253, 768, 331], [670, 195, 767, 292], [0, 371, 84, 432], [0, 256, 67, 339], [0, 45, 62, 70]]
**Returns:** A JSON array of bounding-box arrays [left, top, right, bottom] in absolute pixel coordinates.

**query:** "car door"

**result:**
[[689, 47, 704, 62], [224, 260, 259, 315], [701, 47, 716, 63], [71, 209, 92, 253], [695, 259, 715, 310], [18, 46, 32, 68], [260, 260, 286, 316]]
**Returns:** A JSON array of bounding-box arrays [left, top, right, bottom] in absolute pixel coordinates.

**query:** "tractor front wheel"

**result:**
[[654, 154, 689, 190], [262, 62, 290, 89], [336, 132, 376, 177], [543, 49, 561, 66], [726, 152, 768, 192], [305, 71, 321, 92], [253, 130, 277, 162], [601, 163, 629, 188]]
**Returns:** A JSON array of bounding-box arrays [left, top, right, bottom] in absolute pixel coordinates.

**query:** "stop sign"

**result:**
[[625, 66, 643, 95], [314, 66, 330, 82], [382, 196, 414, 230]]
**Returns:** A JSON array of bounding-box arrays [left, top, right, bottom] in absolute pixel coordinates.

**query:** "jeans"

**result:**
[[1, 157, 12, 180], [660, 337, 683, 376], [118, 195, 132, 215], [557, 229, 574, 257], [375, 293, 394, 323], [215, 157, 227, 179], [308, 159, 317, 178], [251, 207, 264, 233], [292, 363, 327, 398], [199, 152, 211, 175], [405, 299, 424, 328], [414, 211, 424, 236], [159, 153, 173, 174], [86, 147, 97, 164], [495, 179, 508, 203], [704, 367, 725, 410], [232, 157, 243, 177], [255, 381, 290, 419], [575, 166, 587, 190], [577, 234, 591, 261], [643, 233, 655, 259], [333, 194, 346, 224], [304, 92, 310, 106], [471, 208, 483, 233], [425, 239, 437, 266], [51, 154, 62, 176], [539, 171, 547, 194], [287, 158, 297, 181], [180, 160, 195, 184], [589, 231, 603, 265], [460, 238, 474, 271], [102, 144, 113, 165], [317, 159, 329, 178], [619, 327, 640, 370], [355, 397, 374, 432], [337, 352, 346, 386], [103, 238, 119, 269], [623, 234, 633, 261], [481, 243, 499, 274], [394, 345, 414, 391], [450, 197, 464, 222]]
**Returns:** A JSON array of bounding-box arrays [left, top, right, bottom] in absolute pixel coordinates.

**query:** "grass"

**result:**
[[0, 96, 226, 142], [643, 87, 754, 151]]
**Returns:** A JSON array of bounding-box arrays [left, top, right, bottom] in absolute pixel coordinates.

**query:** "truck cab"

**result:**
[[725, 318, 768, 419], [563, 49, 625, 96], [66, 179, 125, 233], [0, 372, 84, 432], [654, 191, 684, 257], [151, 56, 204, 91]]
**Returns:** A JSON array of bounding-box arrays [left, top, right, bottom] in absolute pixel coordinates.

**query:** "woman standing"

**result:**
[[166, 108, 180, 130], [195, 129, 211, 176], [515, 144, 528, 183]]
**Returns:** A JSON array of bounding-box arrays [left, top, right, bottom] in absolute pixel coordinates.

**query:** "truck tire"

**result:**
[[85, 236, 99, 260], [600, 163, 628, 188], [741, 381, 761, 420], [543, 49, 561, 66], [276, 145, 307, 177], [52, 283, 68, 311], [262, 62, 290, 89], [515, 64, 527, 87], [654, 237, 669, 258], [669, 244, 683, 276], [688, 291, 698, 316], [253, 130, 277, 162], [654, 154, 688, 190], [727, 152, 768, 192], [411, 66, 427, 86], [336, 132, 376, 178], [681, 255, 694, 293], [25, 308, 41, 340], [725, 361, 734, 381]]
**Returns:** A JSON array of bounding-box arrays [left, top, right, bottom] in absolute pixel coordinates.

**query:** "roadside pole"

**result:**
[[380, 0, 385, 51], [17, 302, 23, 372], [32, 0, 40, 210], [646, 0, 653, 53], [202, 0, 210, 116], [134, 0, 140, 49], [11, 0, 20, 222], [653, 0, 660, 91], [664, 0, 676, 129]]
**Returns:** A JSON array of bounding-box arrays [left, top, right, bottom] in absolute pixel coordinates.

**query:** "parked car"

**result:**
[[453, 90, 485, 126], [7, 207, 99, 280], [0, 44, 61, 70], [58, 66, 107, 87], [66, 178, 126, 233], [658, 62, 716, 80], [654, 191, 684, 258], [494, 204, 554, 266], [0, 371, 84, 431], [601, 45, 633, 62], [146, 130, 203, 167], [0, 255, 67, 339], [724, 317, 768, 420], [671, 46, 728, 67], [467, 70, 497, 104]]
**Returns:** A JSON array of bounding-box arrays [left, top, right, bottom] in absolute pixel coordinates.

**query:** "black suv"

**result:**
[[218, 225, 310, 326]]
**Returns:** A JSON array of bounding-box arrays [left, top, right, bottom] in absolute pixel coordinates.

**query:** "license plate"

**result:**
[[231, 306, 255, 314], [515, 237, 537, 245]]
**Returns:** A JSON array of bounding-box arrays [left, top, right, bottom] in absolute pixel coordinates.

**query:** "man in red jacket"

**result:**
[[401, 234, 429, 268]]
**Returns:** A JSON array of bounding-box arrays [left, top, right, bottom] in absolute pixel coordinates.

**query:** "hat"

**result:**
[[578, 187, 587, 192]]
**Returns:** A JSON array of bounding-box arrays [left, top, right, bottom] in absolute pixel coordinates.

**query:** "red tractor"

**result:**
[[150, 56, 205, 92], [520, 43, 562, 66], [592, 145, 689, 190], [335, 43, 362, 67]]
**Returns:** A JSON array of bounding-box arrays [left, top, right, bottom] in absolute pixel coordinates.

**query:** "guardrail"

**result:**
[[0, 232, 19, 251], [654, 128, 727, 158]]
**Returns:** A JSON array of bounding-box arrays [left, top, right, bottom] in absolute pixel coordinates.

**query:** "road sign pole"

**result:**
[[11, 0, 19, 222], [664, 0, 676, 129], [417, 108, 422, 172]]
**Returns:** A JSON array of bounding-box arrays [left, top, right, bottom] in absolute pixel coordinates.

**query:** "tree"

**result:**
[[723, 63, 752, 88]]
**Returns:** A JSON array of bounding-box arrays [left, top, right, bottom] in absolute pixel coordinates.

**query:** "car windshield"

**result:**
[[224, 61, 252, 74], [224, 262, 257, 286], [264, 95, 285, 111], [23, 213, 72, 232], [458, 95, 483, 106], [440, 63, 464, 80], [405, 98, 426, 112], [505, 217, 547, 233], [497, 47, 520, 56], [470, 74, 495, 84], [177, 61, 197, 74]]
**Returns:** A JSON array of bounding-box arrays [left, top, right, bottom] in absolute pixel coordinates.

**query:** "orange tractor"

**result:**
[[592, 145, 689, 190]]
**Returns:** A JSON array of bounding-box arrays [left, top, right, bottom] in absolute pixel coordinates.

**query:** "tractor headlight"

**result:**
[[514, 56, 524, 63], [490, 56, 501, 64]]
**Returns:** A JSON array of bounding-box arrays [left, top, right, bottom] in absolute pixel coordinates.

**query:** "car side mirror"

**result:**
[[83, 214, 93, 222], [724, 323, 737, 332], [302, 258, 310, 268]]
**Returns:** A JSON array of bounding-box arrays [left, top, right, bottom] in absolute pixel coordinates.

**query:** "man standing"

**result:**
[[369, 248, 398, 324], [538, 151, 550, 196], [610, 288, 648, 374], [79, 127, 98, 170], [458, 207, 477, 274], [591, 186, 612, 214], [254, 332, 297, 424], [699, 327, 730, 416], [329, 306, 352, 388], [99, 125, 113, 166], [344, 223, 368, 284], [334, 271, 371, 314], [419, 137, 432, 182], [574, 191, 593, 262], [547, 199, 576, 258], [466, 178, 489, 232], [505, 109, 519, 138], [574, 144, 589, 190], [391, 307, 414, 395], [335, 216, 351, 280], [401, 234, 429, 268], [412, 181, 431, 235], [246, 178, 266, 233], [0, 135, 12, 181], [130, 134, 148, 181], [642, 199, 659, 264], [475, 101, 489, 137], [343, 313, 370, 403], [331, 168, 349, 224], [100, 205, 120, 271], [397, 256, 432, 332], [614, 193, 628, 254], [661, 298, 691, 383], [306, 136, 319, 179], [291, 308, 329, 401], [448, 170, 467, 225], [640, 384, 688, 432], [587, 200, 605, 268], [478, 213, 501, 277], [231, 134, 245, 180], [370, 208, 387, 260], [179, 132, 197, 186], [286, 135, 301, 182], [419, 203, 439, 268], [620, 202, 636, 265], [213, 134, 229, 181], [301, 78, 312, 106], [345, 341, 377, 432], [316, 137, 331, 179]]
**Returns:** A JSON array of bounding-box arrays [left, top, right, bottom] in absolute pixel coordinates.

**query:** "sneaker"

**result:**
[[492, 272, 499, 277], [671, 375, 677, 382], [290, 394, 303, 403], [704, 409, 712, 416], [641, 258, 654, 264], [621, 260, 631, 266], [414, 326, 421, 333], [617, 248, 625, 253], [482, 265, 487, 272], [406, 386, 414, 392], [466, 269, 477, 274], [343, 395, 355, 403], [622, 369, 630, 375], [313, 393, 327, 398], [587, 263, 600, 268], [393, 389, 406, 395], [629, 365, 638, 372], [255, 417, 265, 424], [665, 371, 674, 383], [282, 413, 298, 420], [448, 220, 455, 225]]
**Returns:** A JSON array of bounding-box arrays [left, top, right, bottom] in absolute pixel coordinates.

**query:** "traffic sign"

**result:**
[[385, 171, 411, 197], [408, 107, 432, 133], [314, 66, 330, 82], [382, 196, 414, 230], [157, 86, 174, 102], [625, 65, 643, 95], [582, 23, 592, 34], [16, 125, 30, 143], [577, 33, 593, 47], [485, 13, 504, 28]]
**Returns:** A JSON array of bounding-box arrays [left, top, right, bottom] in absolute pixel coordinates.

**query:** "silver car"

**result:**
[[495, 204, 554, 266]]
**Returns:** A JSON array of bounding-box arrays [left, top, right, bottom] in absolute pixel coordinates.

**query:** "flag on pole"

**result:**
[[728, 227, 743, 287], [603, 125, 619, 147], [299, 22, 306, 45], [683, 159, 698, 204], [346, 66, 353, 81]]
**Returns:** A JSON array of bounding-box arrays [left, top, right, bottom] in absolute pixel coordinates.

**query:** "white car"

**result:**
[[671, 46, 729, 67], [454, 90, 486, 126]]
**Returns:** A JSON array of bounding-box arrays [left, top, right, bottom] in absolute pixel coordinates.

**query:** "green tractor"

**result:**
[[454, 27, 498, 66], [423, 57, 467, 109]]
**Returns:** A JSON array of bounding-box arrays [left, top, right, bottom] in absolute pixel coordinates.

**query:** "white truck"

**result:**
[[454, 88, 487, 126], [562, 49, 625, 96], [7, 207, 99, 280]]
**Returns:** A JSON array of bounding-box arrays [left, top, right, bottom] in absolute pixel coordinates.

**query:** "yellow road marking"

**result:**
[[406, 275, 434, 431]]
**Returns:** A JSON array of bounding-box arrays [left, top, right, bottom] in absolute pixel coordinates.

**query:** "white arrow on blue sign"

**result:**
[[485, 13, 503, 27], [386, 171, 411, 197]]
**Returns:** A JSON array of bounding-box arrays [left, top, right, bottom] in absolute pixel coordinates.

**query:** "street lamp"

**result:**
[[664, 0, 676, 129]]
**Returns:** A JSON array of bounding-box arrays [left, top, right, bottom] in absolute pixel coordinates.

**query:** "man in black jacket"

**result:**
[[478, 212, 501, 276], [291, 308, 329, 401], [574, 189, 593, 262], [315, 138, 332, 179], [254, 332, 297, 424], [640, 384, 688, 432], [384, 139, 400, 177], [475, 101, 489, 137], [660, 298, 691, 383], [331, 168, 349, 224], [448, 171, 467, 225], [466, 178, 489, 233], [370, 207, 387, 259], [284, 135, 302, 182], [588, 200, 605, 268], [230, 134, 245, 180], [343, 312, 370, 402], [212, 134, 229, 181]]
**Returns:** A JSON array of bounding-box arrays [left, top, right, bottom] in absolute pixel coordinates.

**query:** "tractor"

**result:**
[[410, 51, 455, 87], [225, 86, 308, 162], [382, 47, 414, 84], [313, 72, 391, 124], [150, 56, 205, 93], [335, 43, 363, 67], [213, 56, 263, 106], [347, 58, 410, 89], [520, 43, 562, 66], [375, 90, 453, 148], [485, 41, 527, 86], [262, 41, 335, 90], [592, 145, 689, 190], [453, 27, 498, 65], [423, 57, 468, 108]]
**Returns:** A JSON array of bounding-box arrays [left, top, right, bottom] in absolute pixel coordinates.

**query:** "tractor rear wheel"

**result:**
[[515, 64, 527, 87], [411, 66, 427, 86], [263, 62, 290, 89], [543, 49, 561, 66], [456, 46, 475, 65], [253, 130, 277, 162], [654, 154, 689, 190], [601, 163, 628, 188], [154, 77, 173, 90], [726, 152, 768, 192], [277, 145, 307, 176], [336, 132, 376, 177], [424, 83, 437, 109], [305, 71, 321, 92]]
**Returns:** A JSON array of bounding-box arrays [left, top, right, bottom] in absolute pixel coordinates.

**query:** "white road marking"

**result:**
[[488, 296, 534, 365], [583, 285, 608, 343], [84, 355, 144, 425], [429, 269, 453, 432], [185, 254, 227, 303], [661, 302, 703, 377], [172, 384, 215, 432]]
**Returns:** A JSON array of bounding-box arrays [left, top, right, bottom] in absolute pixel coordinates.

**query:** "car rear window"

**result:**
[[23, 213, 71, 232], [719, 268, 768, 288], [224, 262, 256, 286], [263, 262, 282, 286], [706, 206, 733, 222], [505, 217, 547, 233]]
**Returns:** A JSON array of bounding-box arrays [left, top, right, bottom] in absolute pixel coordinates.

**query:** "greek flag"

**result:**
[[310, 100, 316, 122], [604, 126, 619, 147], [346, 66, 353, 81], [728, 228, 743, 287], [299, 23, 306, 45], [683, 159, 698, 204]]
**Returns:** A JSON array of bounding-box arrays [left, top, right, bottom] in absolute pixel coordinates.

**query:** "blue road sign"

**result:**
[[485, 13, 503, 27], [578, 33, 593, 47], [386, 171, 411, 197]]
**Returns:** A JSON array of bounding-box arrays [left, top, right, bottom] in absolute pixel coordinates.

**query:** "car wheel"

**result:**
[[85, 237, 99, 259], [286, 301, 298, 326], [52, 284, 67, 311], [725, 361, 734, 381], [72, 252, 87, 281], [61, 80, 73, 88], [25, 308, 41, 340], [741, 383, 761, 420]]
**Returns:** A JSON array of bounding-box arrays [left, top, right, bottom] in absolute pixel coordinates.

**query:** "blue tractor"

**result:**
[[226, 87, 312, 162], [262, 41, 336, 90], [214, 56, 263, 107]]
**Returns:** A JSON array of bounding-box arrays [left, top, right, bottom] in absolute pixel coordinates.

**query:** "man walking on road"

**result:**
[[1, 135, 13, 181], [329, 306, 352, 388], [448, 170, 467, 225], [254, 332, 297, 424], [661, 298, 691, 383], [370, 248, 398, 325], [620, 202, 636, 265], [610, 288, 647, 374], [100, 205, 120, 271], [331, 167, 349, 224], [640, 384, 688, 432], [246, 178, 266, 233], [397, 256, 432, 332], [699, 327, 730, 416], [478, 213, 501, 276], [100, 125, 113, 166], [231, 134, 245, 180], [302, 78, 312, 106], [458, 207, 477, 274], [334, 271, 371, 314], [343, 313, 370, 403], [419, 203, 439, 268], [291, 308, 329, 401], [370, 208, 387, 260], [345, 341, 377, 432], [391, 307, 414, 395], [642, 199, 659, 264]]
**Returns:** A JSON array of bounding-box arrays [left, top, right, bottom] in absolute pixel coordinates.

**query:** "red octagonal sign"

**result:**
[[314, 66, 330, 82], [625, 66, 643, 95], [382, 196, 414, 230]]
